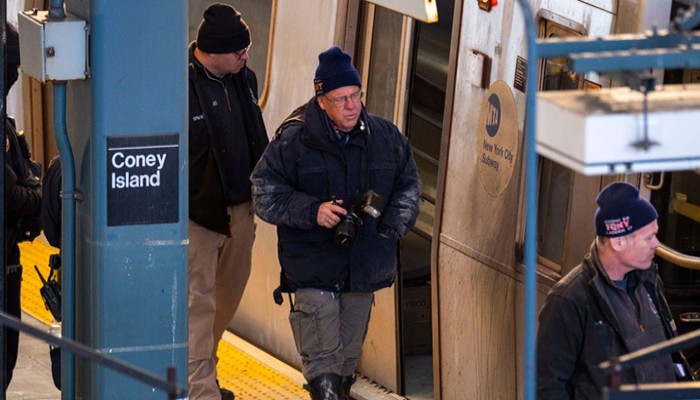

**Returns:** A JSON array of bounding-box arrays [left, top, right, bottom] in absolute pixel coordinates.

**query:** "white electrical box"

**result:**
[[18, 9, 88, 82], [537, 84, 700, 175]]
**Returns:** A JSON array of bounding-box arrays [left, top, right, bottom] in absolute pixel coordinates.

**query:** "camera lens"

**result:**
[[335, 215, 357, 247]]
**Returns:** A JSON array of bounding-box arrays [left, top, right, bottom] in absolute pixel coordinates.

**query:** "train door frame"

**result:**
[[350, 1, 456, 396], [350, 2, 413, 392], [429, 2, 464, 397]]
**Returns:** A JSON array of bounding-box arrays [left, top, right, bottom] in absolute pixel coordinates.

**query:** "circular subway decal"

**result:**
[[477, 80, 519, 197]]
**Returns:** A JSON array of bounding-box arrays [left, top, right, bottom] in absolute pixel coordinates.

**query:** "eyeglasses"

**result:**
[[324, 90, 364, 107], [235, 44, 252, 57]]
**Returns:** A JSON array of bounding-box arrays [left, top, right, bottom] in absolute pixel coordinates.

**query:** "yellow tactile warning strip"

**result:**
[[19, 240, 57, 324], [19, 239, 310, 399]]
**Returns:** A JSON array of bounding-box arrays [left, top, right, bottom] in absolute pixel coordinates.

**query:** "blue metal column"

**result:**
[[64, 1, 188, 398], [514, 2, 538, 400]]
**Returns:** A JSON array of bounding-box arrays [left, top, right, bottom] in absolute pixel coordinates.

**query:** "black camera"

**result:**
[[35, 253, 62, 322], [335, 190, 384, 247]]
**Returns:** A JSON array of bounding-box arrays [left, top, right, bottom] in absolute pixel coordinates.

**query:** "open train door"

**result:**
[[352, 0, 450, 397]]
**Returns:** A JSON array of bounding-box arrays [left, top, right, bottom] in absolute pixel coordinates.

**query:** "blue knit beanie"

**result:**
[[594, 182, 658, 238], [314, 46, 361, 96]]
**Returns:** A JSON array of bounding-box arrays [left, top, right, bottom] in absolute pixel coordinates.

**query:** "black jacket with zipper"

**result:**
[[251, 97, 420, 293], [537, 243, 689, 400], [188, 42, 268, 234]]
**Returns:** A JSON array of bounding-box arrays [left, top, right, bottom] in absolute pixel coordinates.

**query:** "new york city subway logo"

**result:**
[[476, 80, 518, 198], [486, 93, 501, 137]]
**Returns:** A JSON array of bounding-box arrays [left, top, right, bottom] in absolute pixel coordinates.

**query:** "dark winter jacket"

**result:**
[[250, 98, 420, 293], [5, 119, 42, 265], [188, 43, 268, 234], [537, 243, 685, 400]]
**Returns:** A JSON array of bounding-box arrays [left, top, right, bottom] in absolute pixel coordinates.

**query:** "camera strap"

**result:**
[[322, 115, 375, 202]]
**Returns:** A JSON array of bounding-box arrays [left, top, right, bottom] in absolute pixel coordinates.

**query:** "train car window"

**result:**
[[365, 6, 403, 121], [536, 17, 601, 275], [404, 0, 453, 242], [188, 0, 272, 99], [653, 4, 700, 375], [654, 172, 700, 284], [537, 162, 570, 269], [650, 170, 700, 374]]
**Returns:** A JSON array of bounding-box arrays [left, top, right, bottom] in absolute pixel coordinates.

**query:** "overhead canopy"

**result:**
[[366, 0, 438, 23], [537, 84, 700, 175]]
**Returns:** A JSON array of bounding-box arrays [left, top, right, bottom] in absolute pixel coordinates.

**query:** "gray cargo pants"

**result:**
[[290, 288, 374, 380]]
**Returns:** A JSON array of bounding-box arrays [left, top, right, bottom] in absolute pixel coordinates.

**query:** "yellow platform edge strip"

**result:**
[[19, 239, 308, 399]]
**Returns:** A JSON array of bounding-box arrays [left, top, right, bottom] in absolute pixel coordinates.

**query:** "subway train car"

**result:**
[[10, 0, 700, 399]]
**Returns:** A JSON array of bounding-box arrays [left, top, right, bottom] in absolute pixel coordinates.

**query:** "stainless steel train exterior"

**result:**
[[13, 0, 700, 399]]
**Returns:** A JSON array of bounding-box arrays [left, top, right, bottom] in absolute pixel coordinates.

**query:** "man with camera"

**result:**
[[251, 46, 420, 400]]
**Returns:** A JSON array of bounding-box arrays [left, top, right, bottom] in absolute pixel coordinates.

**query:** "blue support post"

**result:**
[[515, 1, 539, 400], [62, 1, 188, 398], [52, 82, 78, 399]]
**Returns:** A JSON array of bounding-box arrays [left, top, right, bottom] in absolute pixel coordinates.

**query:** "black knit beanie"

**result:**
[[196, 3, 250, 54], [594, 182, 658, 238], [313, 46, 361, 96]]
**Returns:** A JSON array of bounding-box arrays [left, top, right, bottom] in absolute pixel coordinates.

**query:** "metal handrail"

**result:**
[[606, 382, 700, 400], [657, 243, 700, 270], [0, 312, 186, 399], [599, 329, 700, 375], [599, 328, 700, 399]]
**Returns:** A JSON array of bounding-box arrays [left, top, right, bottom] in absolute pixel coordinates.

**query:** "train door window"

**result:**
[[650, 170, 700, 374], [651, 53, 700, 373], [363, 6, 403, 121], [188, 0, 272, 99], [536, 15, 602, 275]]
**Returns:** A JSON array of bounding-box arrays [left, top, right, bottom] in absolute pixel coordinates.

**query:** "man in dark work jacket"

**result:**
[[4, 23, 42, 390], [251, 46, 420, 400], [187, 4, 268, 399], [537, 182, 690, 400]]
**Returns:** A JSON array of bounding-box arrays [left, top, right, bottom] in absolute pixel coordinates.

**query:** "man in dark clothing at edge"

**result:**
[[188, 4, 268, 399], [537, 181, 690, 400], [3, 23, 42, 389], [250, 46, 421, 400]]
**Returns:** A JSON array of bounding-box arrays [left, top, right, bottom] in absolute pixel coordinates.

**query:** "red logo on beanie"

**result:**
[[604, 216, 631, 236]]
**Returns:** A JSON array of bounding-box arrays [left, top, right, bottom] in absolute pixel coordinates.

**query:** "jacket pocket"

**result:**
[[369, 161, 397, 198], [297, 163, 326, 197]]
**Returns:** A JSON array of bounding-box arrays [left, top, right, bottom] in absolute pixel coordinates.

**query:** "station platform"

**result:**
[[11, 239, 408, 400]]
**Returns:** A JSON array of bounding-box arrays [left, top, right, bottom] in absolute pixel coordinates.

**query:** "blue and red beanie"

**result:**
[[314, 46, 361, 96], [196, 3, 250, 54], [594, 182, 658, 238]]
